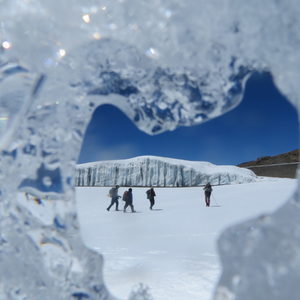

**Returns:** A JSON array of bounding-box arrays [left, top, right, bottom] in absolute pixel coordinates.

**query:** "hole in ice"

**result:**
[[76, 72, 299, 299], [43, 176, 53, 187]]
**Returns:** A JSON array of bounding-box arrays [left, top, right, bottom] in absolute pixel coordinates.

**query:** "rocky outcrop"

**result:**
[[237, 149, 299, 179], [238, 149, 299, 167]]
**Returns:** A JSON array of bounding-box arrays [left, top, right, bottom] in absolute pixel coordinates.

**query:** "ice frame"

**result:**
[[0, 0, 299, 299]]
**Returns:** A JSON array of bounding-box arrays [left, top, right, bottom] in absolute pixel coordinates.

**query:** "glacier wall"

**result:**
[[0, 0, 299, 300], [76, 156, 257, 187]]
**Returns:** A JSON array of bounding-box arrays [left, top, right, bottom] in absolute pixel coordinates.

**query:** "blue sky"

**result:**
[[78, 72, 299, 166]]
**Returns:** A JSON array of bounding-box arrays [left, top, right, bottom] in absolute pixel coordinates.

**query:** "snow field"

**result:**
[[76, 178, 297, 300]]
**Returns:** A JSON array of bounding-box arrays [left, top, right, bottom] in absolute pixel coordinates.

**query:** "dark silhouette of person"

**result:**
[[123, 188, 135, 213], [107, 185, 121, 211], [203, 182, 213, 207], [146, 187, 156, 210]]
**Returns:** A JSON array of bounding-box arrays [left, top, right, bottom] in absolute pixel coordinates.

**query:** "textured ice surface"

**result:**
[[76, 156, 257, 187], [0, 0, 299, 299]]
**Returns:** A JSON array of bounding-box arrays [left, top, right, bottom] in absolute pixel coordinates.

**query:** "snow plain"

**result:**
[[76, 177, 297, 300]]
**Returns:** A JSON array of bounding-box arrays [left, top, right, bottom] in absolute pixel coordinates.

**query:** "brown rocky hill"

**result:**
[[238, 149, 299, 167], [237, 149, 299, 178]]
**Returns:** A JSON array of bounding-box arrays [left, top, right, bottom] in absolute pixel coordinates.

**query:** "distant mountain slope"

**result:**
[[237, 149, 299, 178], [238, 149, 299, 167], [76, 156, 257, 187]]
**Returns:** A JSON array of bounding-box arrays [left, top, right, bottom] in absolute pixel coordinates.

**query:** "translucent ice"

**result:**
[[0, 0, 299, 299]]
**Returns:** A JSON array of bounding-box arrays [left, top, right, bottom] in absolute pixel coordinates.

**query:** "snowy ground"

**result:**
[[76, 177, 297, 300]]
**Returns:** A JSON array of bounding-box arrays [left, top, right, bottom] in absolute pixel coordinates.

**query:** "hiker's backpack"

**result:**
[[146, 189, 151, 199], [123, 191, 130, 201], [108, 188, 114, 198], [204, 185, 212, 192]]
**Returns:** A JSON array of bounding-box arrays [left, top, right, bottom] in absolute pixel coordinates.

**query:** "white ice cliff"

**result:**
[[0, 0, 299, 300], [76, 156, 256, 187]]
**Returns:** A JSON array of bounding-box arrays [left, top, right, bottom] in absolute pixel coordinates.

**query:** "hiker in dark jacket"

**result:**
[[123, 188, 135, 213], [146, 187, 156, 210], [107, 185, 121, 211], [203, 182, 213, 207]]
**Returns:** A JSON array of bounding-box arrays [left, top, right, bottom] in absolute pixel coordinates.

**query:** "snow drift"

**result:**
[[76, 156, 257, 187]]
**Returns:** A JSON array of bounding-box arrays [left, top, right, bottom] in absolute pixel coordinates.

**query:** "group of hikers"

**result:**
[[107, 185, 156, 213], [106, 182, 213, 212]]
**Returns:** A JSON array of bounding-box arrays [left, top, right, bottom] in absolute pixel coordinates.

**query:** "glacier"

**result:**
[[0, 0, 299, 300], [76, 156, 257, 187]]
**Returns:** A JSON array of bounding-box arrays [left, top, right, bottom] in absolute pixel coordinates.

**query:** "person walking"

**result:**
[[107, 185, 121, 211], [203, 182, 213, 207], [146, 187, 156, 210], [123, 188, 135, 213]]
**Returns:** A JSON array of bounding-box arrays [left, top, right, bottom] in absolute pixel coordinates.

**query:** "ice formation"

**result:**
[[0, 0, 299, 299], [76, 156, 256, 187]]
